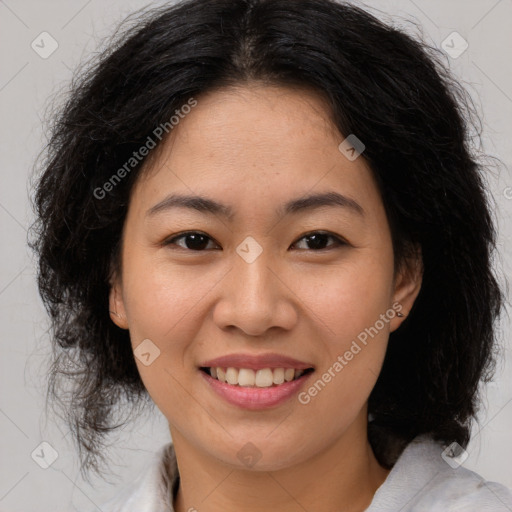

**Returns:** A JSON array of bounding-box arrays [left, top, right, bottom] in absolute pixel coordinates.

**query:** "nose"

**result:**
[[212, 248, 298, 336]]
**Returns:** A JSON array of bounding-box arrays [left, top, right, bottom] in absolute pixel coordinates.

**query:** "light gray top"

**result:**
[[94, 435, 512, 511]]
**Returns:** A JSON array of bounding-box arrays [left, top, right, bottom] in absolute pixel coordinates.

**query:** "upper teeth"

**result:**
[[209, 367, 307, 387]]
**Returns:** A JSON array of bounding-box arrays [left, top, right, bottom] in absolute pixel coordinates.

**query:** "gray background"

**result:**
[[0, 0, 511, 510]]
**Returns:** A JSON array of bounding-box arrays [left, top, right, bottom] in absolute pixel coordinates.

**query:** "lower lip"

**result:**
[[199, 369, 314, 410]]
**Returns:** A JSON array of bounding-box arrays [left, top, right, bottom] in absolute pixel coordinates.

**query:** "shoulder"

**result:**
[[367, 435, 512, 511], [89, 442, 178, 512]]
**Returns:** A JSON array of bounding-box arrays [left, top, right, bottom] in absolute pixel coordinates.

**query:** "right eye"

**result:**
[[163, 231, 221, 251]]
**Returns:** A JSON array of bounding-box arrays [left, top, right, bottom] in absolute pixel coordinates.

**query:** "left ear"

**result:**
[[390, 244, 423, 332]]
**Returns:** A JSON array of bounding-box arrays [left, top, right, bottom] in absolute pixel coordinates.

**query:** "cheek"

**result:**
[[120, 259, 203, 412], [119, 256, 214, 400], [121, 251, 220, 341], [295, 251, 394, 407], [296, 250, 394, 341], [298, 287, 392, 428]]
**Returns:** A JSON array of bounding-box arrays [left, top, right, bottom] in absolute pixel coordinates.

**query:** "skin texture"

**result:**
[[109, 84, 423, 512]]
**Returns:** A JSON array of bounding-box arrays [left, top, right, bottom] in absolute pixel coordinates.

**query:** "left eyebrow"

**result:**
[[146, 191, 365, 220]]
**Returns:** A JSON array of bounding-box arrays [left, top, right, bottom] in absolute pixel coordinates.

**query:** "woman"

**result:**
[[30, 0, 512, 510]]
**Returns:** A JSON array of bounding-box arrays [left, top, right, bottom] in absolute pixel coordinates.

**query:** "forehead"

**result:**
[[141, 84, 339, 174], [131, 84, 383, 223]]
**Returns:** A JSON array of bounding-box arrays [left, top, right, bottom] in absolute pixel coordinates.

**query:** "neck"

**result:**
[[171, 417, 390, 512]]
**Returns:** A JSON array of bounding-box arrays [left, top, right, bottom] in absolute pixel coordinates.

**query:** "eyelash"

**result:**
[[162, 230, 347, 252]]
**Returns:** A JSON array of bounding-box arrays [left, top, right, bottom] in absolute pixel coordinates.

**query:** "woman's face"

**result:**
[[110, 84, 421, 470]]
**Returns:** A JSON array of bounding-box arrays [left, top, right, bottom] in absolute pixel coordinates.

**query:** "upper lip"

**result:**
[[200, 353, 315, 371]]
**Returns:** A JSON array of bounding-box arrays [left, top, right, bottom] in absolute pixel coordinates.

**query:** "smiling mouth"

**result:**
[[199, 366, 315, 388]]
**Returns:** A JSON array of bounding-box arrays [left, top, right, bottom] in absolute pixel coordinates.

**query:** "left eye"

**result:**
[[292, 231, 345, 251], [163, 231, 345, 251]]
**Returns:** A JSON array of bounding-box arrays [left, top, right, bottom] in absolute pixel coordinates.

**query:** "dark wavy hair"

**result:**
[[29, 0, 504, 478]]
